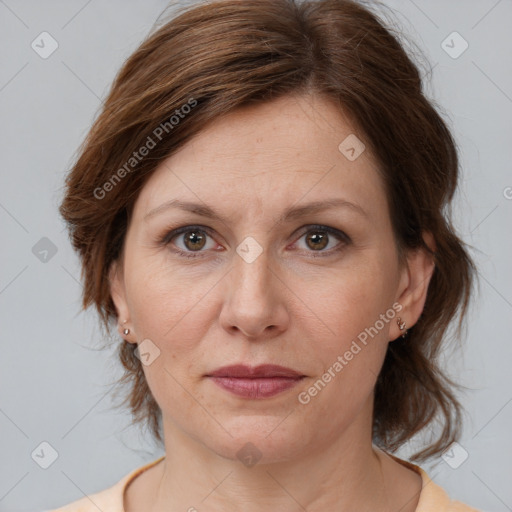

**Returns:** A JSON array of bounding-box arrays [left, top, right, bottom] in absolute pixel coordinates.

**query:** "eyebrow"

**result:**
[[144, 197, 369, 223]]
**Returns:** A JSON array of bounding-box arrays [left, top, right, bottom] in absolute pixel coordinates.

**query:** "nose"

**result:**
[[218, 246, 289, 341]]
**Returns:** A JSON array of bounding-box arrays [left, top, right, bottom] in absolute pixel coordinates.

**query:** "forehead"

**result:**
[[133, 93, 387, 223]]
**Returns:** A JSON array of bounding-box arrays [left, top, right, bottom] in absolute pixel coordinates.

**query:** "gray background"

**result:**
[[0, 1, 510, 511]]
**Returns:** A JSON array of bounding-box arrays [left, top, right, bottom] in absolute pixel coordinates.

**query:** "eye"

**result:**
[[160, 224, 350, 259], [162, 226, 218, 258], [292, 225, 350, 257]]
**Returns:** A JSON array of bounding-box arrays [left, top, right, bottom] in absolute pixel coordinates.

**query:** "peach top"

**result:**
[[50, 453, 480, 511]]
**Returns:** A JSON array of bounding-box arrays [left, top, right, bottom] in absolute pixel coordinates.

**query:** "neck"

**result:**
[[148, 410, 401, 512]]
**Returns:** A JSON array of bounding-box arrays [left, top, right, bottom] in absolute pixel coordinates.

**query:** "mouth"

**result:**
[[206, 364, 306, 399]]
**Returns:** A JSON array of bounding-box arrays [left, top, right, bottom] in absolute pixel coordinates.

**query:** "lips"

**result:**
[[207, 364, 304, 379], [206, 364, 305, 399]]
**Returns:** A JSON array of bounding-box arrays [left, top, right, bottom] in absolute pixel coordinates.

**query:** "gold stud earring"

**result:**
[[397, 317, 408, 338]]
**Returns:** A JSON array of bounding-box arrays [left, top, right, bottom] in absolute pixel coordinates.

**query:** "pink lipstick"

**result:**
[[207, 364, 305, 399]]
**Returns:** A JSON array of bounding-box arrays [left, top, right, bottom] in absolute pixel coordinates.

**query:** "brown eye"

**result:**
[[305, 231, 329, 251], [161, 224, 350, 260], [162, 226, 218, 258], [294, 225, 350, 257], [182, 230, 207, 251]]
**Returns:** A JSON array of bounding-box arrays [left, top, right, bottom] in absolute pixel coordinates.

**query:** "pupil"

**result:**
[[308, 232, 327, 250], [186, 231, 204, 250]]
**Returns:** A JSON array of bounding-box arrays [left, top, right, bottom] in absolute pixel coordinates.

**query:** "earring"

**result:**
[[397, 317, 408, 338], [122, 320, 130, 336]]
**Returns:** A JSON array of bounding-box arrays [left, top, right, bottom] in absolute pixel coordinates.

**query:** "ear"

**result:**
[[109, 259, 136, 343], [390, 231, 436, 341]]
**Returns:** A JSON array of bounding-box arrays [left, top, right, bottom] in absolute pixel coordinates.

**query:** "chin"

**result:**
[[204, 417, 310, 466]]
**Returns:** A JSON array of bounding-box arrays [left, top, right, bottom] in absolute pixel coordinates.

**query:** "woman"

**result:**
[[52, 0, 479, 510]]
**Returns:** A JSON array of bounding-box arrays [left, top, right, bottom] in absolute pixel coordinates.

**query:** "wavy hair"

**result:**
[[59, 0, 476, 462]]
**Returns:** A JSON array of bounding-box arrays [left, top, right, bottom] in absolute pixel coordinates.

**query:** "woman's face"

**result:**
[[110, 93, 431, 463]]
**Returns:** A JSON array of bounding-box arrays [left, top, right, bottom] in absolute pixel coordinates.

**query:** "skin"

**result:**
[[109, 93, 435, 512]]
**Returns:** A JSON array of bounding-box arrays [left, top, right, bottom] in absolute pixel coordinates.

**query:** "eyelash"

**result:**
[[159, 224, 351, 259]]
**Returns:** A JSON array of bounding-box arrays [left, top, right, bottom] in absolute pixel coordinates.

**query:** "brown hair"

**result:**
[[59, 0, 476, 462]]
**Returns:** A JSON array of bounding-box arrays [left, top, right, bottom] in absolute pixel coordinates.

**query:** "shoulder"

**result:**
[[48, 456, 165, 512], [412, 464, 481, 512], [448, 501, 482, 512], [383, 451, 481, 512]]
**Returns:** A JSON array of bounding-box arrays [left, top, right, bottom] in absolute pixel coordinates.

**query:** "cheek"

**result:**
[[295, 253, 398, 408], [125, 251, 211, 335], [307, 254, 398, 350], [124, 259, 218, 421]]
